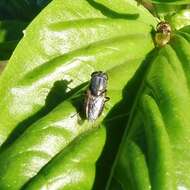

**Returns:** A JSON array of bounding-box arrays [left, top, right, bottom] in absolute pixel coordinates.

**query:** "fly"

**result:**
[[85, 71, 109, 122], [155, 21, 172, 47]]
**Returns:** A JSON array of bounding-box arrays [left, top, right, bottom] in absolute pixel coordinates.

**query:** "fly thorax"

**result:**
[[90, 75, 107, 96]]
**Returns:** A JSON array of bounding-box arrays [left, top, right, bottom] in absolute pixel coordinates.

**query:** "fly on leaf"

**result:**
[[84, 71, 109, 122]]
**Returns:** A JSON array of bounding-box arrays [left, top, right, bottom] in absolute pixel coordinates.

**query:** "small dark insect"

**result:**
[[155, 21, 172, 47], [85, 71, 109, 122]]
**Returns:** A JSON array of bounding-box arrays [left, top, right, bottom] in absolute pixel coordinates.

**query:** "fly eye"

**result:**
[[91, 71, 103, 77], [91, 72, 98, 77]]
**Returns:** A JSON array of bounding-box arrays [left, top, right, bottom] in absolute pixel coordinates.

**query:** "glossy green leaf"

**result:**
[[170, 9, 190, 30], [107, 26, 190, 189], [153, 4, 186, 18], [0, 0, 157, 189], [0, 101, 92, 189], [146, 0, 190, 4], [0, 0, 156, 148], [24, 127, 106, 190], [0, 55, 153, 189]]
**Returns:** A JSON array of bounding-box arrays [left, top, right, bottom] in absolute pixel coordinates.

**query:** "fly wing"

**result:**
[[84, 90, 91, 119], [87, 94, 105, 121]]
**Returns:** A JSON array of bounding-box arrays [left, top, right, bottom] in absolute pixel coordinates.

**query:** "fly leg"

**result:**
[[105, 96, 110, 102], [70, 90, 88, 123], [100, 89, 110, 102]]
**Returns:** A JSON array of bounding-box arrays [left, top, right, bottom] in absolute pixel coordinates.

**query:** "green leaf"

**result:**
[[0, 101, 94, 189], [146, 0, 190, 4], [153, 4, 186, 18], [0, 0, 156, 149], [170, 9, 190, 30], [0, 0, 156, 189], [0, 20, 27, 60], [23, 127, 106, 190], [107, 26, 190, 189], [0, 54, 153, 189]]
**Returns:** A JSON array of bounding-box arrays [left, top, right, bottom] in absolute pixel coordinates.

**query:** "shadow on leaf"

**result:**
[[92, 48, 158, 190], [86, 0, 139, 20], [0, 79, 87, 151]]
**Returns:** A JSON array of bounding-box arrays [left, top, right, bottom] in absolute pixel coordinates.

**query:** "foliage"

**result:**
[[0, 0, 190, 190]]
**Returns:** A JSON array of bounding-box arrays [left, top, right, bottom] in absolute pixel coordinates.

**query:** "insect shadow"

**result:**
[[92, 48, 158, 190], [86, 0, 139, 20], [0, 79, 87, 152]]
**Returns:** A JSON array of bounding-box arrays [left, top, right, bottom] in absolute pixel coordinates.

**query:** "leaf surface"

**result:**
[[170, 9, 190, 30], [0, 0, 156, 189], [107, 26, 190, 190], [0, 0, 156, 148], [146, 0, 190, 4]]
